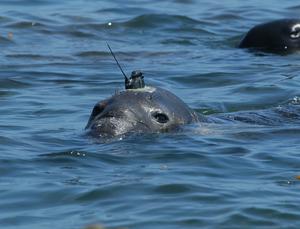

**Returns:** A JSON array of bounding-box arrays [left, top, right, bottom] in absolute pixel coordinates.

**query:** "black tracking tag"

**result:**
[[125, 70, 145, 89]]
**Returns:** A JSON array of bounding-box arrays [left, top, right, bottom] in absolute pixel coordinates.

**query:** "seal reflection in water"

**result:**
[[85, 71, 199, 137], [239, 19, 300, 54]]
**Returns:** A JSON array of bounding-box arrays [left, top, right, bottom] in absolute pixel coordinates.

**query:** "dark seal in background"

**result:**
[[239, 19, 300, 54]]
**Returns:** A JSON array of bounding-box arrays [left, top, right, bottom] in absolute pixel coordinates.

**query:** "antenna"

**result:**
[[106, 42, 145, 90], [106, 43, 129, 83]]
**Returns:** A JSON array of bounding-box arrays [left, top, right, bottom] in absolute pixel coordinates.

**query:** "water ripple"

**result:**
[[0, 1, 300, 229]]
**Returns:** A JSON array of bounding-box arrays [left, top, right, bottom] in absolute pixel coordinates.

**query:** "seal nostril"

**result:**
[[152, 112, 169, 123]]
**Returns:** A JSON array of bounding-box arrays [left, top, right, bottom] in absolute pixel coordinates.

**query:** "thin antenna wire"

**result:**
[[106, 43, 128, 80]]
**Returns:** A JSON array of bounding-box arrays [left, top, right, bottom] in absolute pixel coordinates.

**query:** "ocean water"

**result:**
[[1, 0, 300, 228]]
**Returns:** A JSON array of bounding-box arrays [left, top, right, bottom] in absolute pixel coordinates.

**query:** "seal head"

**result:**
[[239, 19, 300, 53], [88, 44, 199, 137], [85, 86, 199, 137]]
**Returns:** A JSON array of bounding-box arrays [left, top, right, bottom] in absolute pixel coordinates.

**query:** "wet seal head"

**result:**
[[85, 44, 199, 137], [239, 19, 300, 54], [85, 86, 199, 137]]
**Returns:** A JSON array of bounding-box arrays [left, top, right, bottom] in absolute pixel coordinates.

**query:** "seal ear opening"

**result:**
[[152, 112, 169, 124]]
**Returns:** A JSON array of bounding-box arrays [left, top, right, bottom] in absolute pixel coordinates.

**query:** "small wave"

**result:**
[[40, 149, 129, 166], [122, 14, 201, 29], [75, 50, 182, 60], [173, 0, 194, 4], [0, 136, 21, 146], [286, 5, 300, 10], [63, 29, 96, 38], [161, 38, 196, 46], [75, 185, 126, 202], [80, 14, 203, 32], [96, 7, 152, 15], [42, 151, 88, 158], [5, 21, 45, 29], [205, 13, 245, 21], [6, 54, 73, 61], [75, 51, 110, 58], [0, 79, 31, 89], [58, 14, 96, 24], [0, 15, 13, 24], [167, 27, 214, 35], [5, 19, 97, 38], [290, 96, 300, 105], [169, 72, 242, 88], [0, 35, 14, 44], [153, 183, 194, 194], [0, 91, 16, 97], [275, 105, 300, 121], [1, 0, 53, 6], [222, 211, 276, 227]]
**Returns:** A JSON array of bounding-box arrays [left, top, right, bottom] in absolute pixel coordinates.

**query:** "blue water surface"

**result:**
[[1, 0, 300, 228]]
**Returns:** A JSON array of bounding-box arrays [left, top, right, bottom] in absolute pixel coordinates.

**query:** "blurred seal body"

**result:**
[[239, 19, 300, 53]]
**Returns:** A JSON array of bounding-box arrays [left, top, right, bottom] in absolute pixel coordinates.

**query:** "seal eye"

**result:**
[[152, 112, 169, 124], [290, 24, 300, 39], [290, 30, 300, 39]]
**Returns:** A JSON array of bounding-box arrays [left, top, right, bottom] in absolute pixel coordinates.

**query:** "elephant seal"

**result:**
[[85, 82, 200, 137], [239, 19, 300, 53], [86, 44, 200, 137]]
